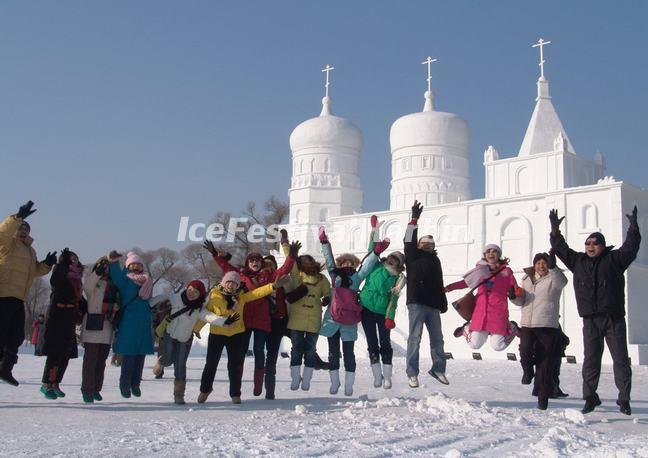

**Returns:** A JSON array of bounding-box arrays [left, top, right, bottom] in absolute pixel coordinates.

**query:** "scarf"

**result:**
[[102, 281, 118, 316], [127, 271, 153, 299], [67, 263, 84, 303], [333, 266, 356, 288], [181, 290, 205, 316], [462, 260, 504, 289]]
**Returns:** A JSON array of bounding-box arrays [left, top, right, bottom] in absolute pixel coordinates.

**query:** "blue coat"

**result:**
[[319, 242, 379, 342], [109, 263, 154, 355]]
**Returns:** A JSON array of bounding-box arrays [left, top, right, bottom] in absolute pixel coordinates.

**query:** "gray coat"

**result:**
[[512, 268, 568, 328]]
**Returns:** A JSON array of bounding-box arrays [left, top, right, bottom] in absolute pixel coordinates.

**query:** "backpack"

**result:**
[[330, 286, 362, 325]]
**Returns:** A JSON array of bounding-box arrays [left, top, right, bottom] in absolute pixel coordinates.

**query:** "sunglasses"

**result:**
[[584, 241, 600, 247]]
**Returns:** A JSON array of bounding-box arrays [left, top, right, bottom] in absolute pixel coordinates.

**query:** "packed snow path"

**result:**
[[1, 353, 647, 457]]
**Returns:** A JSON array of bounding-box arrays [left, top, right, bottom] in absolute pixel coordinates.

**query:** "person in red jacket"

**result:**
[[203, 240, 296, 398], [31, 314, 45, 356]]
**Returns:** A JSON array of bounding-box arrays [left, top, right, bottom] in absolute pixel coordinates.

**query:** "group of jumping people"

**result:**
[[0, 200, 640, 415]]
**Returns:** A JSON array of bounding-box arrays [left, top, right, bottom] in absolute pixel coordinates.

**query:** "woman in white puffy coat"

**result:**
[[511, 252, 568, 411], [80, 258, 118, 403], [151, 280, 239, 404]]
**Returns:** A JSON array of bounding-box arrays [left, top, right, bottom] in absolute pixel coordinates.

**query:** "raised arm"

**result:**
[[240, 283, 274, 303], [549, 210, 579, 272], [108, 258, 128, 291], [404, 201, 423, 261], [611, 206, 641, 271], [203, 241, 237, 273], [319, 227, 337, 275]]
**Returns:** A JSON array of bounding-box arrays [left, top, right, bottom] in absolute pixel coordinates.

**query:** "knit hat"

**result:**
[[532, 252, 550, 265], [484, 244, 502, 254], [221, 271, 241, 289], [125, 251, 144, 268], [585, 232, 606, 246], [388, 251, 405, 265], [19, 221, 30, 232], [187, 279, 206, 297], [418, 235, 435, 245], [246, 252, 263, 263]]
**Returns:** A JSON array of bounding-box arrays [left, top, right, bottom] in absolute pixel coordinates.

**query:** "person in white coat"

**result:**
[[511, 251, 568, 411], [151, 280, 240, 404], [80, 258, 118, 403]]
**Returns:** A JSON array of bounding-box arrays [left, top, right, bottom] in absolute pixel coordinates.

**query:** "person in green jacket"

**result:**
[[359, 215, 406, 390]]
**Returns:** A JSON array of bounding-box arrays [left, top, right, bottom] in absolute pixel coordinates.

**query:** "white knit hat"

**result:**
[[483, 244, 502, 254]]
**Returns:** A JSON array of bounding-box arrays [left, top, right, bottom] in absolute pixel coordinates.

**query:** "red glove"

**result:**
[[373, 238, 391, 255], [384, 318, 396, 330], [319, 226, 328, 243], [370, 215, 378, 229]]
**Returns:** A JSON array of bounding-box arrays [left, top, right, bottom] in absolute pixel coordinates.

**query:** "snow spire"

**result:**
[[320, 64, 334, 116], [421, 56, 437, 112]]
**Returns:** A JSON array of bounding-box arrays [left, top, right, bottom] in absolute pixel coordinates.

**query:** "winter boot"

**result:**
[[40, 385, 57, 400], [313, 351, 330, 371], [329, 370, 341, 394], [371, 363, 383, 388], [301, 367, 314, 391], [120, 386, 131, 398], [382, 364, 393, 389], [290, 366, 302, 391], [174, 379, 186, 405], [253, 368, 265, 396], [93, 392, 103, 401], [521, 368, 534, 385], [52, 384, 66, 398], [131, 386, 141, 397], [197, 390, 211, 404], [82, 392, 94, 404], [265, 373, 276, 400], [537, 397, 549, 411], [453, 321, 470, 338], [152, 357, 163, 377], [617, 400, 632, 415], [428, 370, 449, 385], [408, 376, 419, 388], [0, 361, 19, 387], [231, 396, 242, 404], [344, 371, 355, 396]]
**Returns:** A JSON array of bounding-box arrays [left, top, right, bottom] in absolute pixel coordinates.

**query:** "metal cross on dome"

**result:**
[[322, 64, 334, 97], [421, 56, 438, 92], [532, 38, 551, 79]]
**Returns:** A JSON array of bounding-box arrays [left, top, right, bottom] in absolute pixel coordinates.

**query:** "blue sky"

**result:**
[[1, 1, 646, 262]]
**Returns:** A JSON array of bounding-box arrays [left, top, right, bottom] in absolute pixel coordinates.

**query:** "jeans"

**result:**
[[582, 314, 632, 402], [81, 343, 111, 394], [328, 331, 356, 372], [0, 297, 25, 370], [290, 330, 318, 367], [406, 303, 446, 377], [361, 308, 393, 364], [120, 354, 146, 389], [243, 328, 269, 370], [200, 332, 246, 397], [159, 332, 193, 381]]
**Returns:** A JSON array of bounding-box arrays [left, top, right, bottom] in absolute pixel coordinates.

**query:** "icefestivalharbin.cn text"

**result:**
[[176, 216, 471, 244]]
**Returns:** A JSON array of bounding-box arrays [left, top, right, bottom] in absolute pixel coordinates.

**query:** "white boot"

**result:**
[[290, 366, 301, 391], [370, 363, 383, 388], [382, 364, 393, 389], [329, 370, 341, 394], [301, 367, 314, 391], [344, 371, 355, 396]]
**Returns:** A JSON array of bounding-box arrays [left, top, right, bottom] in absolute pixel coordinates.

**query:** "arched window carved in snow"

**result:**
[[324, 158, 331, 173], [515, 167, 532, 194], [319, 208, 329, 222], [581, 204, 598, 231], [500, 216, 532, 268]]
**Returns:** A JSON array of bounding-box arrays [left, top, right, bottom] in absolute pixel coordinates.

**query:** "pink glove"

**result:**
[[384, 318, 395, 330], [319, 226, 328, 243], [373, 238, 391, 255]]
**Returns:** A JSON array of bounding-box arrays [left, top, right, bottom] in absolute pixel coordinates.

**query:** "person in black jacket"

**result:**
[[549, 206, 640, 415], [40, 249, 83, 400], [404, 201, 449, 388]]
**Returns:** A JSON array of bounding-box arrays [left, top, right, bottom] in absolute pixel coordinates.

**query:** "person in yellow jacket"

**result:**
[[0, 201, 57, 386], [196, 270, 288, 404]]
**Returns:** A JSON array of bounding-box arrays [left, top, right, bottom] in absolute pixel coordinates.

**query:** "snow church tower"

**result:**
[[389, 57, 471, 210], [287, 65, 364, 252], [484, 39, 606, 198]]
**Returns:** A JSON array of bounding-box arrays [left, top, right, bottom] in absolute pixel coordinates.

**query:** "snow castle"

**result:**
[[281, 45, 648, 365]]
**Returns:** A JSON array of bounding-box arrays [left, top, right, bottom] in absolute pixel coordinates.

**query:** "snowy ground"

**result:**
[[1, 351, 647, 457]]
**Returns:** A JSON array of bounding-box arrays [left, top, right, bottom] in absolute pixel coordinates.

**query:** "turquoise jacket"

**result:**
[[319, 241, 379, 342], [109, 262, 154, 355]]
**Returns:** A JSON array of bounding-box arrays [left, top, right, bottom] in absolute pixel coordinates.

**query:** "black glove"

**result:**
[[17, 201, 36, 219], [224, 312, 241, 326], [43, 251, 58, 267], [549, 209, 565, 233], [507, 285, 516, 301], [280, 229, 289, 244], [411, 200, 423, 220], [60, 248, 71, 265], [548, 249, 557, 269], [322, 296, 331, 308], [203, 240, 217, 255], [626, 205, 638, 228], [289, 241, 302, 258], [94, 262, 107, 276]]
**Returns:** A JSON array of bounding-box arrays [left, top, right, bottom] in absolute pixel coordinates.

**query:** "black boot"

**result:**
[[313, 352, 329, 371], [582, 395, 602, 414], [0, 360, 19, 387], [521, 369, 534, 385], [537, 397, 548, 411], [265, 374, 276, 400], [617, 400, 632, 416]]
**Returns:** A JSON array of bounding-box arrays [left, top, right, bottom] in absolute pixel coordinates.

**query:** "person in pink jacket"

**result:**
[[445, 244, 523, 351]]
